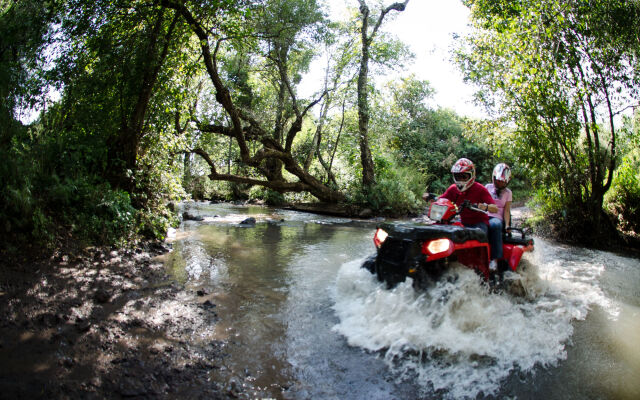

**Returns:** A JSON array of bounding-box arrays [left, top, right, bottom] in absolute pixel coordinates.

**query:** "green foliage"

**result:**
[[137, 203, 178, 241], [0, 0, 55, 122], [457, 0, 640, 241], [248, 186, 286, 206], [353, 162, 426, 216], [380, 77, 493, 194], [0, 141, 137, 249], [605, 116, 640, 235], [606, 150, 640, 234], [460, 119, 533, 200], [86, 188, 137, 245]]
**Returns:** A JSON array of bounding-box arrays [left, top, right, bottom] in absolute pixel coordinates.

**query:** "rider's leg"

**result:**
[[488, 217, 503, 259], [488, 217, 504, 270]]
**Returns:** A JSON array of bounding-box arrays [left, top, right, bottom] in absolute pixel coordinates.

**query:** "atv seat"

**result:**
[[503, 229, 533, 246]]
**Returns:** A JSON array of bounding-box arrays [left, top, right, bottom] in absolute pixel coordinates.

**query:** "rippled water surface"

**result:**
[[165, 202, 640, 399]]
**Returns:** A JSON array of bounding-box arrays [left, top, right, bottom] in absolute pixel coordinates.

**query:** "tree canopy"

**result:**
[[2, 0, 639, 250], [456, 0, 640, 241]]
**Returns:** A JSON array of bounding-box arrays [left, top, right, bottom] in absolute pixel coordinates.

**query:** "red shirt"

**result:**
[[441, 182, 495, 226]]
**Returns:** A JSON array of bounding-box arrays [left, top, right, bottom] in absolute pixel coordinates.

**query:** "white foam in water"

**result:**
[[332, 238, 618, 398], [182, 240, 210, 280]]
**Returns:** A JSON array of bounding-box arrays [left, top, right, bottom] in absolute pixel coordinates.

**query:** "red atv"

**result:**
[[363, 197, 534, 289]]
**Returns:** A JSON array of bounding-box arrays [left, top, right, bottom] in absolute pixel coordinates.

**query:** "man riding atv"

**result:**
[[422, 158, 500, 271]]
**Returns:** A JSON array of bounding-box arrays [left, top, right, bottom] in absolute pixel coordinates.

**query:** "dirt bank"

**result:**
[[0, 242, 237, 400]]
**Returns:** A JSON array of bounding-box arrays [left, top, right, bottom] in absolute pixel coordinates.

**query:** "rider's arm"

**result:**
[[478, 203, 499, 213], [504, 201, 512, 228], [478, 186, 497, 213], [425, 184, 455, 202]]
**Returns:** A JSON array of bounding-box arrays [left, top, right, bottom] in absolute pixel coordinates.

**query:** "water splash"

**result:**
[[332, 238, 617, 398]]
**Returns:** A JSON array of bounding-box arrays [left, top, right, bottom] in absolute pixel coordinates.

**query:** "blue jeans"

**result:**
[[488, 217, 504, 260]]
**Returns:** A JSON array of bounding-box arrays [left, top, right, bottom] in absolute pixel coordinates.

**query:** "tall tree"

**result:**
[[52, 0, 194, 193], [355, 0, 408, 187]]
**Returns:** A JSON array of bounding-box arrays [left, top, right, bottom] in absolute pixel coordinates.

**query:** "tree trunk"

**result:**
[[355, 1, 409, 188], [107, 9, 177, 192], [357, 2, 376, 187]]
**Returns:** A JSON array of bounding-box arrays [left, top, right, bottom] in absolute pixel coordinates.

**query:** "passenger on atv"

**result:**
[[485, 163, 513, 272], [422, 158, 500, 270]]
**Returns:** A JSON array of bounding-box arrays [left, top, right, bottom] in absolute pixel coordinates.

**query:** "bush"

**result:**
[[85, 188, 137, 245], [354, 164, 426, 216], [248, 185, 286, 206], [605, 149, 640, 236]]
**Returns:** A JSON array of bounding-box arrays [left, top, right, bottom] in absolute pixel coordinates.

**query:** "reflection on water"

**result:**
[[165, 202, 640, 399]]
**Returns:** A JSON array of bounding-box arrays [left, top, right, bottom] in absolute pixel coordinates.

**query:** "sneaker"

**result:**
[[489, 259, 498, 271]]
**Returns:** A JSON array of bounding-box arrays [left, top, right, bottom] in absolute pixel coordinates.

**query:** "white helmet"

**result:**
[[492, 163, 511, 186]]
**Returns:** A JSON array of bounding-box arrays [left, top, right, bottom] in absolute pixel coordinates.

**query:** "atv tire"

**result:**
[[375, 262, 406, 289], [362, 254, 377, 274]]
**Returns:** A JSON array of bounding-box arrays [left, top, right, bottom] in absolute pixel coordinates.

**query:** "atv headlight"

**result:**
[[422, 238, 453, 256], [373, 228, 388, 248], [429, 203, 448, 222]]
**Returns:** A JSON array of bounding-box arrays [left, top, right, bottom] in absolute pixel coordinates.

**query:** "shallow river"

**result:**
[[165, 202, 640, 399]]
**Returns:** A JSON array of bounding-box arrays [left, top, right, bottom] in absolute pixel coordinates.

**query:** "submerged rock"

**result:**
[[239, 217, 256, 226], [182, 212, 204, 221]]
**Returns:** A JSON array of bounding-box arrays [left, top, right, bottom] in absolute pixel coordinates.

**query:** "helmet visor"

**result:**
[[453, 172, 472, 182]]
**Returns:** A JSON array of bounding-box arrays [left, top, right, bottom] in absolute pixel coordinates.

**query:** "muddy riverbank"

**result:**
[[0, 242, 240, 400]]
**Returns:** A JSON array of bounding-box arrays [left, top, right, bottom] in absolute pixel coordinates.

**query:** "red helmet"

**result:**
[[492, 163, 511, 187], [451, 158, 476, 192]]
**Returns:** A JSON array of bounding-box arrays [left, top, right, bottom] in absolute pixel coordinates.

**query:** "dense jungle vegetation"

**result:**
[[1, 0, 639, 254]]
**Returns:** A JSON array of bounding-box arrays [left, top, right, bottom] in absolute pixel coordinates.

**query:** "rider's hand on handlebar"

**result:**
[[422, 192, 437, 202], [467, 202, 497, 213]]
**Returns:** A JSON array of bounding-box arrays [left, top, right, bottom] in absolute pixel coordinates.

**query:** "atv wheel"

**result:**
[[362, 254, 377, 274], [375, 262, 406, 289], [411, 260, 446, 291]]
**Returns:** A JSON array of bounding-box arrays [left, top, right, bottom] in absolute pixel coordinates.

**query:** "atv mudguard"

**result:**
[[502, 231, 535, 271]]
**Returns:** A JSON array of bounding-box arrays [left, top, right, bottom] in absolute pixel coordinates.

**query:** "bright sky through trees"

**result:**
[[314, 0, 482, 117]]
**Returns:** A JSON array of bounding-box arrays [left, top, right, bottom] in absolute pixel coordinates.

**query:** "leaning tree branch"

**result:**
[[159, 0, 250, 161], [359, 0, 409, 44], [284, 94, 325, 153], [371, 1, 409, 42], [188, 148, 313, 192]]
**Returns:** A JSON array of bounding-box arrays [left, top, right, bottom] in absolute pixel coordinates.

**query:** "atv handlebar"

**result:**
[[423, 193, 497, 213], [461, 200, 498, 214]]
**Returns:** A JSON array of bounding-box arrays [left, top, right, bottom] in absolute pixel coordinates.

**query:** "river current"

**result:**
[[164, 202, 640, 399]]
